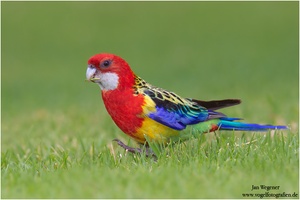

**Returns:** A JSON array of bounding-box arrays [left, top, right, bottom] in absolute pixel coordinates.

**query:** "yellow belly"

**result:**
[[133, 117, 179, 144]]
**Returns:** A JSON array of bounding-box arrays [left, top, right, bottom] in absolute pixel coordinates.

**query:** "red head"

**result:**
[[86, 53, 136, 91]]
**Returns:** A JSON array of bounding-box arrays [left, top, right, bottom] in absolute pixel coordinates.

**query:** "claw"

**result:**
[[113, 139, 157, 160]]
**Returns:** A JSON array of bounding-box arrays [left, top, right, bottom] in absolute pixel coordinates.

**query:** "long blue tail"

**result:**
[[218, 119, 288, 131]]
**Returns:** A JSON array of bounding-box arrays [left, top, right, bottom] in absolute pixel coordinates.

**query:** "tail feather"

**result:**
[[192, 99, 241, 110], [218, 120, 288, 131]]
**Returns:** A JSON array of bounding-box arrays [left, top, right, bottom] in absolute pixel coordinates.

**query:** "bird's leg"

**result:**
[[113, 139, 157, 160], [113, 139, 143, 154]]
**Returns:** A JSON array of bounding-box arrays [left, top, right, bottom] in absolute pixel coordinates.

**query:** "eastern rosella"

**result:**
[[86, 53, 287, 155]]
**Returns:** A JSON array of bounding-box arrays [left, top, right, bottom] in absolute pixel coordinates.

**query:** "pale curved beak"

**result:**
[[86, 66, 97, 82]]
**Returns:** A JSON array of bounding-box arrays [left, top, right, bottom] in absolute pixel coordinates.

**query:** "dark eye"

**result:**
[[101, 60, 111, 68]]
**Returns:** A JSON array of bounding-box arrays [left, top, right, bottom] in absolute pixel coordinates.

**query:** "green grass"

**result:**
[[1, 1, 299, 199], [1, 132, 299, 198]]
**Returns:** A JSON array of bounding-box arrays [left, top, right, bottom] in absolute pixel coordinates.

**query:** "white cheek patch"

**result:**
[[97, 72, 119, 91]]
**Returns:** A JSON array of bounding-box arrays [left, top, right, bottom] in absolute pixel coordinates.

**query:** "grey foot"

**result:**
[[113, 139, 157, 160]]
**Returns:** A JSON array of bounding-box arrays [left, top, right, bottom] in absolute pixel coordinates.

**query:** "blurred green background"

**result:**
[[1, 1, 299, 198], [2, 2, 298, 120]]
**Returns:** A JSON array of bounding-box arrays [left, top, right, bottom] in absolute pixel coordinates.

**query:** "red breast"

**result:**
[[87, 53, 146, 138]]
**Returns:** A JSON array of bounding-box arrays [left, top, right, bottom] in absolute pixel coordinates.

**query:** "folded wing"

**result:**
[[143, 88, 237, 130]]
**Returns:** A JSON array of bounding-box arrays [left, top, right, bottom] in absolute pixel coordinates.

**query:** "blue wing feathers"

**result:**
[[148, 107, 186, 130], [148, 104, 213, 130], [142, 86, 287, 131], [147, 104, 288, 131]]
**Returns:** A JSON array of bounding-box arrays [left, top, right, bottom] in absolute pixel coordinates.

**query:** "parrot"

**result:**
[[86, 53, 287, 157]]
